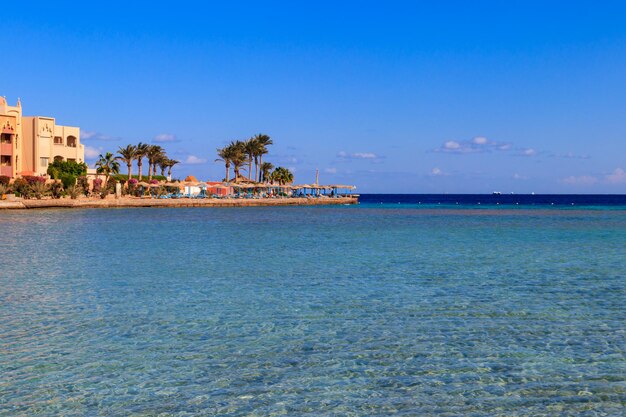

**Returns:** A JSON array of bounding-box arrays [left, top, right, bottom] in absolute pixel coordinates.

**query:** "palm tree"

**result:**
[[230, 140, 249, 180], [252, 134, 272, 182], [244, 137, 261, 182], [116, 144, 137, 186], [158, 157, 168, 177], [135, 142, 149, 180], [154, 153, 168, 178], [260, 162, 274, 183], [95, 152, 120, 188], [216, 146, 234, 182], [270, 166, 294, 185], [166, 159, 179, 181], [146, 145, 164, 181]]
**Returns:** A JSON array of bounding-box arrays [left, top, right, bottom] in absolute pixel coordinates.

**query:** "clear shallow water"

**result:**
[[0, 205, 625, 416]]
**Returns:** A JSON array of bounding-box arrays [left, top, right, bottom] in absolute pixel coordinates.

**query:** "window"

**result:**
[[0, 133, 11, 144], [66, 136, 77, 147], [40, 157, 49, 168], [1, 155, 11, 166], [54, 136, 63, 145], [67, 158, 76, 163]]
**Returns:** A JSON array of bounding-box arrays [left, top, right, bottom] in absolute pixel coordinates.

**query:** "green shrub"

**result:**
[[0, 175, 10, 186], [47, 167, 60, 180], [50, 182, 64, 199], [67, 185, 81, 199], [60, 173, 76, 189], [47, 160, 88, 178], [106, 178, 117, 193], [31, 182, 50, 199], [77, 176, 89, 196], [12, 178, 31, 198]]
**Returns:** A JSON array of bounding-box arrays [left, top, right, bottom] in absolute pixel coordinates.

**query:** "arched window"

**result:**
[[67, 136, 77, 147], [54, 156, 64, 162], [54, 136, 63, 145]]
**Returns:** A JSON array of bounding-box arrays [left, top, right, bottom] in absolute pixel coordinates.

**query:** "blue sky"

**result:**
[[3, 1, 626, 193]]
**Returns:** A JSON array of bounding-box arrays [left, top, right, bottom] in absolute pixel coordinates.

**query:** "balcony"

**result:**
[[0, 143, 12, 155]]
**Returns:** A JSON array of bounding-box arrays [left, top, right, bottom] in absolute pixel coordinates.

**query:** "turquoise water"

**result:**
[[1, 205, 625, 416]]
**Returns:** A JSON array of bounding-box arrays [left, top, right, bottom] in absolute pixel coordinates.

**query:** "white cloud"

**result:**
[[472, 136, 488, 145], [429, 167, 449, 176], [521, 148, 537, 157], [324, 167, 337, 174], [560, 168, 626, 186], [353, 152, 377, 159], [80, 130, 120, 142], [337, 151, 381, 160], [605, 168, 626, 184], [435, 137, 511, 154], [153, 133, 178, 143], [551, 151, 591, 159], [84, 146, 103, 159], [81, 130, 96, 140], [513, 173, 529, 180], [561, 175, 598, 185], [184, 155, 207, 164]]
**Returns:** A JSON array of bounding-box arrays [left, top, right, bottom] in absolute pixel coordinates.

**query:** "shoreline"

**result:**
[[0, 196, 358, 210]]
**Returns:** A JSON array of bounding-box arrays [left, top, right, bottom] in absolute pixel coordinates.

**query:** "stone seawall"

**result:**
[[0, 196, 358, 210]]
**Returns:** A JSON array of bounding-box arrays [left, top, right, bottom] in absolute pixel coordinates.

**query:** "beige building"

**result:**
[[0, 96, 84, 178]]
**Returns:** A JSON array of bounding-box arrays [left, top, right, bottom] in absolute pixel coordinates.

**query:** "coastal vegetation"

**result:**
[[215, 134, 293, 184], [0, 132, 315, 203], [0, 174, 109, 200], [95, 152, 120, 187], [269, 167, 294, 185], [46, 160, 88, 190], [114, 143, 179, 184]]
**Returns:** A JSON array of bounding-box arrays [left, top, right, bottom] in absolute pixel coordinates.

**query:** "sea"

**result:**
[[1, 195, 624, 416]]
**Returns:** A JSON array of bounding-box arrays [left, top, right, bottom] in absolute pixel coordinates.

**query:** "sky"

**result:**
[[2, 1, 626, 193]]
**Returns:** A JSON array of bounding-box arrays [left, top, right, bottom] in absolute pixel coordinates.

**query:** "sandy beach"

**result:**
[[0, 196, 358, 210]]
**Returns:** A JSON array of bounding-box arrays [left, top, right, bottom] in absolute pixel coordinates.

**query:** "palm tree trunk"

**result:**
[[138, 161, 143, 180], [127, 163, 132, 188], [248, 158, 253, 181], [258, 155, 263, 182], [148, 162, 152, 181], [225, 163, 230, 182]]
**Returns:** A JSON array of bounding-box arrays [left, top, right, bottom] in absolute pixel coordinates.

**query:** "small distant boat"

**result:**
[[492, 191, 501, 195]]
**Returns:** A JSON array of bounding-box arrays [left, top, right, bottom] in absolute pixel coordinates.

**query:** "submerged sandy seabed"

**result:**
[[0, 196, 358, 210]]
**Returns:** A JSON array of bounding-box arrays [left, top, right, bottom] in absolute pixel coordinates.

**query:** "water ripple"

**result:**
[[1, 207, 625, 416]]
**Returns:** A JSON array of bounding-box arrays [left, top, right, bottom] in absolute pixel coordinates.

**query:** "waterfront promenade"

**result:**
[[0, 196, 358, 210]]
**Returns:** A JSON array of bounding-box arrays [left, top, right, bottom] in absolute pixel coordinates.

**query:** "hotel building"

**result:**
[[0, 96, 84, 178]]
